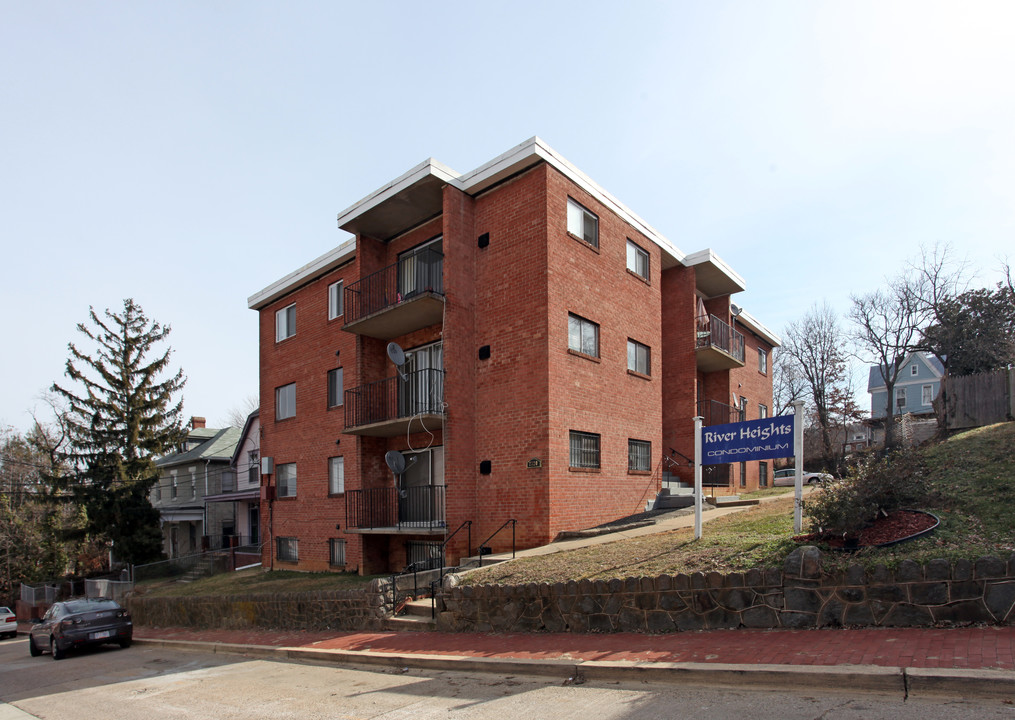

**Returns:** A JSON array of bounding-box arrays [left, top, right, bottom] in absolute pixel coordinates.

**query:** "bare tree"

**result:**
[[223, 394, 259, 428], [782, 303, 848, 468], [849, 275, 926, 450], [772, 347, 807, 416]]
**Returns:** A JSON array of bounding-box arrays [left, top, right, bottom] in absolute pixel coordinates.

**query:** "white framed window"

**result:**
[[171, 472, 178, 499], [922, 384, 934, 406], [277, 462, 297, 498], [276, 383, 296, 420], [628, 439, 651, 472], [329, 538, 347, 566], [895, 387, 907, 407], [627, 339, 650, 375], [327, 368, 343, 408], [275, 304, 296, 342], [328, 281, 343, 320], [276, 536, 298, 563], [569, 430, 600, 469], [626, 240, 649, 280], [568, 313, 599, 357], [566, 197, 598, 248], [247, 450, 259, 485], [910, 364, 919, 376], [759, 403, 768, 419], [329, 456, 345, 495], [758, 348, 768, 374]]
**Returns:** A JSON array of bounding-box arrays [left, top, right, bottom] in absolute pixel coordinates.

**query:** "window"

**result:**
[[759, 462, 768, 487], [758, 348, 768, 374], [248, 450, 259, 485], [329, 538, 347, 567], [155, 483, 162, 501], [329, 456, 344, 495], [627, 339, 650, 375], [626, 240, 649, 280], [276, 383, 296, 420], [327, 368, 343, 408], [739, 396, 748, 421], [190, 472, 196, 500], [222, 469, 235, 493], [328, 281, 343, 320], [276, 537, 298, 563], [277, 462, 297, 498], [740, 461, 747, 488], [566, 197, 598, 247], [171, 473, 178, 499], [569, 431, 601, 469], [911, 364, 918, 376], [895, 387, 907, 407], [922, 384, 934, 406], [628, 439, 651, 472], [275, 304, 295, 342], [759, 404, 768, 419], [568, 313, 599, 357]]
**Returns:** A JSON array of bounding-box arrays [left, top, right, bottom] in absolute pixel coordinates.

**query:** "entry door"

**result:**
[[249, 505, 259, 544], [398, 447, 445, 525]]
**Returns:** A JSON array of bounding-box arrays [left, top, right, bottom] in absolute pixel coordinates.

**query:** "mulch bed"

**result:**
[[794, 509, 938, 549]]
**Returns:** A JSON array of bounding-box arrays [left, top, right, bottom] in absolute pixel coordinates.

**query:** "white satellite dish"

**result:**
[[387, 342, 407, 380], [384, 451, 406, 475], [730, 303, 743, 318]]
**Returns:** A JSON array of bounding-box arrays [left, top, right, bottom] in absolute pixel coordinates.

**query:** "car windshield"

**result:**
[[63, 599, 121, 614]]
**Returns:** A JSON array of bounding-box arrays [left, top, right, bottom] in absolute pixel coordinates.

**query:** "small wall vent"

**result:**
[[478, 232, 490, 248]]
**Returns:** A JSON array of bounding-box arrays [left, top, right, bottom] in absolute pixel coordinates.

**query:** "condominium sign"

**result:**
[[700, 416, 794, 465]]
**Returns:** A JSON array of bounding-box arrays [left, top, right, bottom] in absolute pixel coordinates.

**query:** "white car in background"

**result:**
[[773, 468, 834, 487], [1, 606, 17, 639]]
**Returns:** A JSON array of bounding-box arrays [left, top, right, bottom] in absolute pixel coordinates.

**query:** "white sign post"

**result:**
[[792, 400, 805, 533], [693, 415, 703, 540]]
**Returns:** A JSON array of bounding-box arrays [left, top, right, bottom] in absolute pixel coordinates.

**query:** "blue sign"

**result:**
[[701, 416, 794, 465]]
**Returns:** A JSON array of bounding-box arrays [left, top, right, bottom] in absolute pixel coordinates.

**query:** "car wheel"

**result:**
[[118, 639, 132, 649], [29, 636, 41, 657], [50, 636, 65, 660]]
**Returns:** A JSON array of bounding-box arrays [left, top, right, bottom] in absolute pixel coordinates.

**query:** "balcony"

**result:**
[[343, 248, 444, 339], [344, 368, 445, 437], [345, 485, 446, 534], [695, 314, 745, 372]]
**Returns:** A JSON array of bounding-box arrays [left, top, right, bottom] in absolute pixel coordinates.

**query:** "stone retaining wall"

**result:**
[[435, 548, 1015, 633], [128, 581, 389, 632]]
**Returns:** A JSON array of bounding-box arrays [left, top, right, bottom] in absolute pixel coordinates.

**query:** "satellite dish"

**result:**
[[730, 303, 743, 318], [387, 342, 407, 380], [384, 451, 406, 475]]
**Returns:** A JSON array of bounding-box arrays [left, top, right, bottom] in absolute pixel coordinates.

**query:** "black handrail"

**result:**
[[344, 369, 446, 429], [431, 520, 473, 619], [344, 247, 444, 324], [477, 519, 516, 568], [696, 314, 745, 362]]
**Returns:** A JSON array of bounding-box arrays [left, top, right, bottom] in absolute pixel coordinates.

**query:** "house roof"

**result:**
[[230, 409, 260, 468], [248, 137, 748, 310], [156, 426, 242, 469], [867, 351, 945, 391]]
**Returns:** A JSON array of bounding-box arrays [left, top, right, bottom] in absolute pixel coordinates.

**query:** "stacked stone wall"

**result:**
[[435, 548, 1015, 633]]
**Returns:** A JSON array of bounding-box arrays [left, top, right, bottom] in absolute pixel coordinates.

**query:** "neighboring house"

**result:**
[[152, 417, 241, 558], [868, 352, 944, 420], [247, 137, 780, 575], [842, 423, 872, 454], [205, 410, 262, 550]]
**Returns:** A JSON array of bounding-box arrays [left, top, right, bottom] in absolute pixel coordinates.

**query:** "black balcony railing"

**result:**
[[697, 399, 745, 427], [344, 247, 444, 325], [345, 368, 445, 429], [696, 314, 745, 363], [346, 485, 447, 530]]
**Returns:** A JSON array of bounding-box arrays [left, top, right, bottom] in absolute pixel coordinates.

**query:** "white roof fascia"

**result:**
[[247, 238, 356, 310], [737, 310, 781, 347], [458, 137, 687, 265], [335, 158, 461, 229], [683, 248, 747, 293]]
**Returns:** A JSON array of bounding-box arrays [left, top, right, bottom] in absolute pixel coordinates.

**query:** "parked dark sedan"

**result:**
[[29, 598, 132, 660]]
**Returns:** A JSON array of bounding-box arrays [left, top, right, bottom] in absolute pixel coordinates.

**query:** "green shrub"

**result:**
[[805, 449, 930, 538]]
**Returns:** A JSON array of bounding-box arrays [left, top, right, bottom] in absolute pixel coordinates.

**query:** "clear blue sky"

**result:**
[[3, 1, 1013, 431]]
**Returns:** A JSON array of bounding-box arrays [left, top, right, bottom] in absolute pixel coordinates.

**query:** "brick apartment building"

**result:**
[[248, 138, 779, 575]]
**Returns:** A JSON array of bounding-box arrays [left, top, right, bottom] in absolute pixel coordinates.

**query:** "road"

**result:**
[[1, 636, 1014, 719]]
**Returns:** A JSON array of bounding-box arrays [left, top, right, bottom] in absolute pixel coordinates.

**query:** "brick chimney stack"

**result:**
[[190, 416, 206, 430]]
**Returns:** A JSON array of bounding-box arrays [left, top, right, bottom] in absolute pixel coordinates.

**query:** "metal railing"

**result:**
[[344, 369, 445, 429], [132, 544, 264, 585], [697, 399, 745, 427], [84, 578, 133, 604], [344, 247, 444, 324], [346, 485, 446, 530], [477, 519, 517, 568], [696, 314, 745, 363]]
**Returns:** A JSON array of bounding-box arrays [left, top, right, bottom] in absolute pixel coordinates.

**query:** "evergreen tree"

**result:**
[[50, 299, 186, 566]]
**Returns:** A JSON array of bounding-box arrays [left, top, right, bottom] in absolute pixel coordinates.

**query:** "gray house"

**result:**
[[152, 417, 241, 558], [868, 351, 944, 420]]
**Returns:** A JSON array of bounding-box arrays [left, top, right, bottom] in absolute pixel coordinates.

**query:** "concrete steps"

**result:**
[[386, 597, 436, 631]]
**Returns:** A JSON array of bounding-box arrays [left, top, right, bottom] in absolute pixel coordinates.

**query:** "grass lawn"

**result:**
[[135, 567, 382, 598], [465, 422, 1015, 585]]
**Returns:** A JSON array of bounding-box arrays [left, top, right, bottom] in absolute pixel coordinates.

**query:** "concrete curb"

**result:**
[[136, 637, 1015, 698]]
